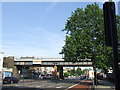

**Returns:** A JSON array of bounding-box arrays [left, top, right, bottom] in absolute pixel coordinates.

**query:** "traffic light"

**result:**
[[103, 2, 116, 46]]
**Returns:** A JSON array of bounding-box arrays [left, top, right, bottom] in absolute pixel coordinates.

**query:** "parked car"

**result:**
[[39, 73, 45, 79], [43, 74, 53, 80], [3, 77, 19, 84], [79, 75, 86, 80]]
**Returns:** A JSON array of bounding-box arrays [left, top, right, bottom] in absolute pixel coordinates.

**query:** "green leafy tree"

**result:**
[[76, 68, 84, 76], [116, 16, 120, 63], [60, 3, 120, 70], [64, 72, 70, 77], [67, 70, 74, 76]]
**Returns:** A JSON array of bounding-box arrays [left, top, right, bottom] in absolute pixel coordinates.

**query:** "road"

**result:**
[[2, 80, 76, 90], [2, 78, 93, 90]]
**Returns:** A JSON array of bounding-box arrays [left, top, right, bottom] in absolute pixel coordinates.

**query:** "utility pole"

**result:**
[[103, 1, 120, 90], [92, 37, 97, 87]]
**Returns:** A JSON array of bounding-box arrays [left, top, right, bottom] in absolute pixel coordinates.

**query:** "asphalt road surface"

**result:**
[[2, 80, 77, 90]]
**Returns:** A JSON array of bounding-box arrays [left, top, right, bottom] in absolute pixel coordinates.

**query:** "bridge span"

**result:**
[[14, 58, 92, 67], [14, 57, 93, 79]]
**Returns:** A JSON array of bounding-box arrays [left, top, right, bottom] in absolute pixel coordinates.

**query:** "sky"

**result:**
[[118, 1, 120, 15], [1, 1, 119, 58]]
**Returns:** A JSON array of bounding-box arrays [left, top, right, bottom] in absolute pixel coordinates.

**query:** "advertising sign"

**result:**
[[53, 65, 57, 74], [33, 60, 42, 64], [89, 70, 94, 79]]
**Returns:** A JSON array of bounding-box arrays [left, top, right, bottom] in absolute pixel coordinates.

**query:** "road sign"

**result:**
[[33, 60, 42, 64]]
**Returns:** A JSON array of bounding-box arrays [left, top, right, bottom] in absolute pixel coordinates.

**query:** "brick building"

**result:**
[[3, 56, 19, 78]]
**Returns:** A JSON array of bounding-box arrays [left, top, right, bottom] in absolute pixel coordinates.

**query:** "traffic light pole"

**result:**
[[111, 15, 120, 90], [111, 30, 120, 90], [103, 2, 120, 90]]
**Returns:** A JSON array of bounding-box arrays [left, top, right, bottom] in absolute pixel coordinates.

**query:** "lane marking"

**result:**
[[35, 84, 45, 87], [36, 86, 42, 87], [56, 86, 62, 88], [65, 84, 79, 90]]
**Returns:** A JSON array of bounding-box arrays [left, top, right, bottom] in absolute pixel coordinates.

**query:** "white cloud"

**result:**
[[3, 26, 65, 58]]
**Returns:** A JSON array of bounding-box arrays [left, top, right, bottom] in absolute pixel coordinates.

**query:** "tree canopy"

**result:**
[[60, 3, 120, 70]]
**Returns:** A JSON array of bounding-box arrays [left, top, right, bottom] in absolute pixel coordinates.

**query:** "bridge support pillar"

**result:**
[[15, 66, 23, 79], [57, 65, 64, 80]]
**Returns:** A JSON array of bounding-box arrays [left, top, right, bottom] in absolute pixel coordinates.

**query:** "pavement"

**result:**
[[94, 80, 115, 90], [66, 79, 115, 90], [66, 80, 92, 90], [67, 84, 91, 90]]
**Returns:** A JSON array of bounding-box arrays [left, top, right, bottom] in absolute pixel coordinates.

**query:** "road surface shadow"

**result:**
[[49, 79, 93, 85], [2, 86, 43, 90], [2, 86, 64, 90]]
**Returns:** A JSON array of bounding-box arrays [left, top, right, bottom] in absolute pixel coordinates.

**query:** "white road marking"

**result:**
[[56, 85, 62, 88], [65, 84, 79, 90], [36, 86, 41, 87], [35, 84, 45, 87], [14, 85, 21, 86]]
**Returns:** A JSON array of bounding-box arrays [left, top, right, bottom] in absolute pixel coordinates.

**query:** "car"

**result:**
[[39, 73, 45, 79], [79, 75, 86, 80], [3, 77, 19, 84], [43, 74, 53, 80]]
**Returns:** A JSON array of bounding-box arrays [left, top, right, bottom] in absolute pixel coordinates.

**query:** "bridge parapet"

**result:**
[[14, 57, 92, 66], [14, 57, 91, 62], [14, 58, 64, 61], [14, 61, 92, 66]]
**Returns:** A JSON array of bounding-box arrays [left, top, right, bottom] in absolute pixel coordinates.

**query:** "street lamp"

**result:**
[[92, 32, 98, 87]]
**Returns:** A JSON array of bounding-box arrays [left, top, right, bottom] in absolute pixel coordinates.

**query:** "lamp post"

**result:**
[[92, 36, 98, 87]]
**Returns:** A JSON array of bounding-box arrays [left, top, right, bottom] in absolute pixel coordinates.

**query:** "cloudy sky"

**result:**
[[1, 1, 119, 58]]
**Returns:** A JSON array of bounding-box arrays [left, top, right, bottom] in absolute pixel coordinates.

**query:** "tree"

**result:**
[[64, 72, 70, 77], [67, 70, 74, 76], [116, 16, 120, 63], [60, 3, 120, 70], [76, 68, 83, 76]]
